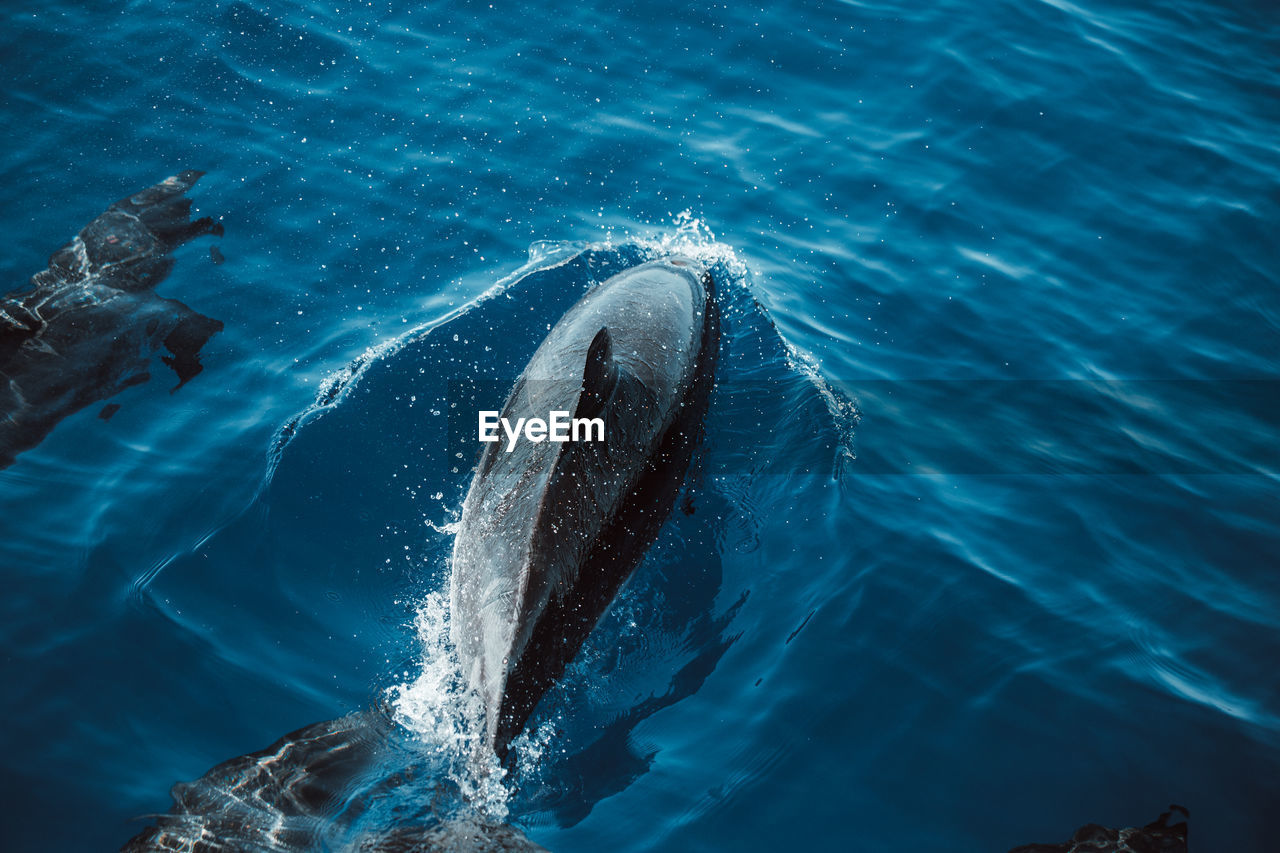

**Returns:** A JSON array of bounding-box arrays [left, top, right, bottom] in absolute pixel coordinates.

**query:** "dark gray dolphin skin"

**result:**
[[0, 170, 223, 468], [451, 256, 720, 758]]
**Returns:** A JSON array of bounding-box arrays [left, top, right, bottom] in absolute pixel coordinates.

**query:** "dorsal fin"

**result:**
[[575, 327, 617, 420]]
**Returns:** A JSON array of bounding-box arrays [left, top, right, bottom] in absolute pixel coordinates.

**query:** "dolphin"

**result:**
[[0, 170, 223, 468], [450, 256, 720, 758]]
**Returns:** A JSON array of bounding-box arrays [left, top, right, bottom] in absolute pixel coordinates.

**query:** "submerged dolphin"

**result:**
[[450, 256, 720, 757], [0, 170, 223, 468]]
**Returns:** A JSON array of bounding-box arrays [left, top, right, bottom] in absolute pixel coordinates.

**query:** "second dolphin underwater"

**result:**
[[0, 171, 224, 469], [125, 255, 721, 851]]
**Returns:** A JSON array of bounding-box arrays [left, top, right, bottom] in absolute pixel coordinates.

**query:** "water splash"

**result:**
[[423, 516, 461, 537], [510, 716, 560, 787], [634, 209, 750, 282], [385, 591, 513, 823]]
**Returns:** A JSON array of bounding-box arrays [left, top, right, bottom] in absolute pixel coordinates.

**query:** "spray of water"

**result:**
[[384, 591, 512, 822], [635, 209, 750, 281]]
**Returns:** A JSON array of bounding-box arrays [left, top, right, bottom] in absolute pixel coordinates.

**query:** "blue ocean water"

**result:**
[[1, 0, 1277, 850]]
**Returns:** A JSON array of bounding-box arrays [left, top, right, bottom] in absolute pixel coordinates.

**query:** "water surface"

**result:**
[[1, 0, 1277, 850]]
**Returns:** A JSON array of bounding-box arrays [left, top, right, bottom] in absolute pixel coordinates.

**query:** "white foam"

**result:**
[[384, 591, 512, 822], [633, 209, 750, 281]]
